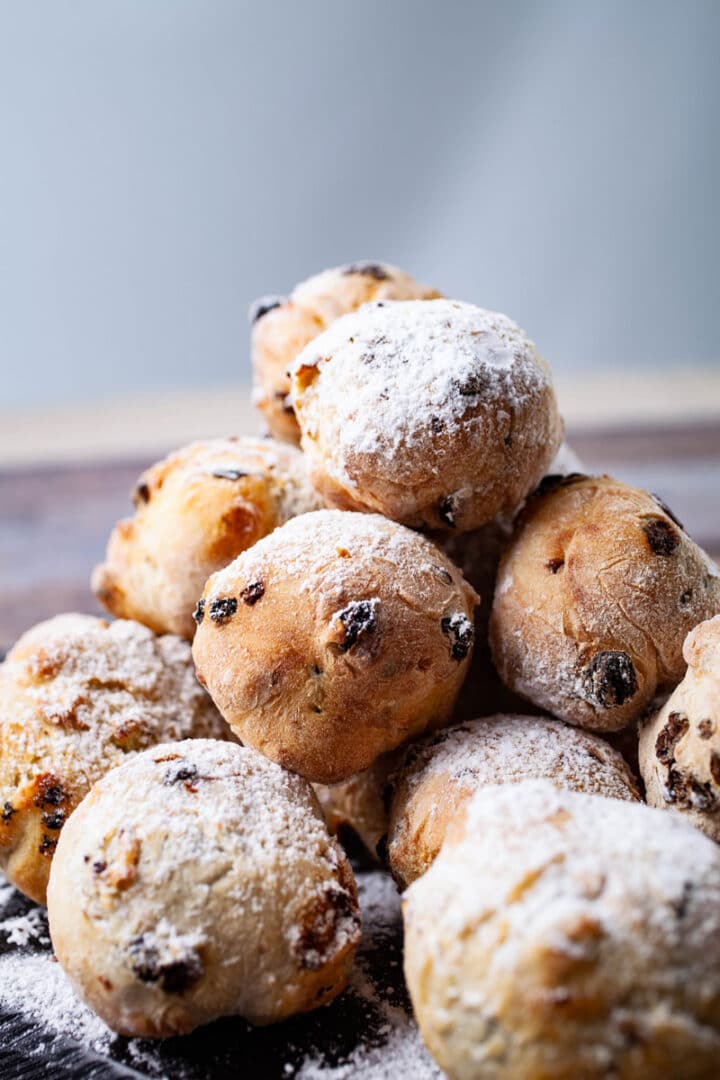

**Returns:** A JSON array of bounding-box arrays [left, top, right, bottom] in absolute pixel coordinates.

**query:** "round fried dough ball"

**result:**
[[47, 739, 361, 1037], [251, 260, 440, 442], [92, 437, 322, 640], [490, 474, 720, 731], [640, 615, 720, 841], [192, 510, 479, 784], [289, 299, 563, 532], [403, 779, 720, 1080], [386, 714, 639, 888], [0, 615, 228, 904]]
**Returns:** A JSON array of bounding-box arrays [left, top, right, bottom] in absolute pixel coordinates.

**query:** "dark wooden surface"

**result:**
[[1, 422, 719, 652]]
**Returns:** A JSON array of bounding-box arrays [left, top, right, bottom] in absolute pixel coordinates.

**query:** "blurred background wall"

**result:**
[[1, 0, 719, 409]]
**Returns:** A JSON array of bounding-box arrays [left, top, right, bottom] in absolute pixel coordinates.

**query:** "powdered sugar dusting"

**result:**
[[396, 714, 639, 803], [290, 299, 552, 487]]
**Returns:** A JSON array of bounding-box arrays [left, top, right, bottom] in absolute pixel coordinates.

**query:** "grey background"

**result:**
[[1, 0, 718, 408]]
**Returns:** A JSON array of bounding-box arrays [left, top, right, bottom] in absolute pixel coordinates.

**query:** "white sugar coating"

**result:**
[[397, 714, 639, 802], [0, 869, 438, 1079], [431, 779, 720, 949], [206, 508, 472, 606], [0, 952, 113, 1049], [290, 298, 554, 481], [0, 614, 228, 798], [0, 904, 49, 948], [48, 738, 361, 1034], [404, 780, 720, 1077]]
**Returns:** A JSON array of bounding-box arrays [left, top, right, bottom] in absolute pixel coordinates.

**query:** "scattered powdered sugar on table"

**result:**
[[0, 952, 113, 1049], [0, 868, 443, 1079]]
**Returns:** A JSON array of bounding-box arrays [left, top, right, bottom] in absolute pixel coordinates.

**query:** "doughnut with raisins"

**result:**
[[290, 299, 563, 531], [192, 510, 479, 783], [403, 780, 720, 1080], [0, 615, 228, 904], [640, 614, 720, 841], [47, 739, 360, 1036], [490, 475, 720, 730]]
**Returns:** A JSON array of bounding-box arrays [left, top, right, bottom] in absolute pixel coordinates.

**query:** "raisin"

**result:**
[[240, 580, 265, 605], [438, 494, 458, 528], [192, 599, 205, 625], [39, 835, 57, 855], [643, 518, 680, 557], [336, 600, 378, 652], [441, 614, 474, 661], [42, 810, 66, 830], [711, 752, 720, 786], [650, 493, 684, 530], [209, 597, 238, 624], [249, 295, 284, 324], [164, 761, 199, 786], [698, 718, 714, 739], [293, 884, 360, 970], [211, 468, 248, 481], [33, 776, 67, 808], [430, 415, 443, 434], [93, 860, 107, 874], [133, 482, 150, 506], [128, 935, 203, 994], [582, 651, 638, 709], [341, 262, 389, 281], [655, 712, 689, 764], [546, 557, 564, 573], [1, 802, 14, 824], [679, 588, 693, 608], [456, 370, 489, 397], [672, 880, 693, 919]]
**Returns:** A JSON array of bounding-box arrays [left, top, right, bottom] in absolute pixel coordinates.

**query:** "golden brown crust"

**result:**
[[490, 475, 720, 731], [192, 510, 479, 783], [250, 262, 440, 443], [640, 615, 720, 840], [92, 437, 321, 640], [386, 714, 640, 889], [0, 614, 229, 904]]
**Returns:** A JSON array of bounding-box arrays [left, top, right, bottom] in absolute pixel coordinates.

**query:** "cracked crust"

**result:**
[[640, 615, 720, 840], [490, 475, 720, 731], [0, 614, 229, 904], [403, 780, 720, 1080], [250, 261, 440, 443], [47, 740, 361, 1037]]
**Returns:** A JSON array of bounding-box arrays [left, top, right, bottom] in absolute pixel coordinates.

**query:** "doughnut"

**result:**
[[490, 474, 720, 730], [250, 260, 439, 443], [0, 615, 228, 904], [92, 437, 321, 640], [289, 299, 563, 531], [47, 739, 361, 1037], [386, 714, 639, 888], [640, 614, 720, 841], [192, 510, 479, 783], [404, 779, 720, 1079]]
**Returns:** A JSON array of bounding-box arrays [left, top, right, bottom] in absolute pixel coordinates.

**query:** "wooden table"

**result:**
[[1, 421, 719, 653]]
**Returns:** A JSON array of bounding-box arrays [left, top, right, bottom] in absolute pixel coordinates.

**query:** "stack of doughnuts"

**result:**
[[2, 259, 720, 1074]]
